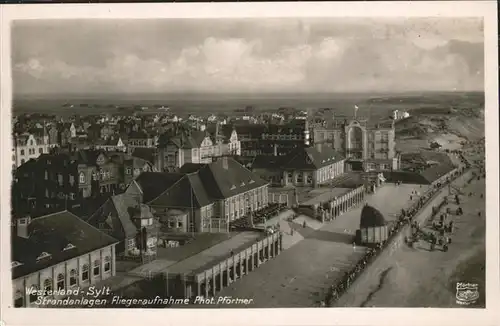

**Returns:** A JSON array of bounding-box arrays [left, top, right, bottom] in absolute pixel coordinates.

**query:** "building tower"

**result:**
[[304, 111, 310, 146]]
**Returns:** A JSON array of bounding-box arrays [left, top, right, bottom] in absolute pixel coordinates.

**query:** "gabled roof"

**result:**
[[250, 155, 287, 170], [179, 163, 208, 174], [281, 146, 345, 170], [197, 158, 268, 199], [134, 172, 184, 203], [110, 194, 141, 238], [148, 158, 269, 208], [169, 130, 210, 149], [420, 162, 456, 184], [233, 124, 266, 138], [11, 211, 118, 279], [205, 124, 235, 140], [131, 148, 156, 164], [148, 173, 212, 208]]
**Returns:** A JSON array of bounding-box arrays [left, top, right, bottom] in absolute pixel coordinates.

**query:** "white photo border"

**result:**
[[1, 2, 498, 326]]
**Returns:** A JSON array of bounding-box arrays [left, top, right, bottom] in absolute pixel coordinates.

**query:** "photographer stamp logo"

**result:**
[[455, 282, 479, 305]]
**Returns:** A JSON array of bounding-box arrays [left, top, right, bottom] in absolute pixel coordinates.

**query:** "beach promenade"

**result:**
[[206, 183, 427, 307]]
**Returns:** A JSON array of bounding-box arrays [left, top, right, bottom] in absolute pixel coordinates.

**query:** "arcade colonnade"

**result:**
[[331, 186, 366, 218]]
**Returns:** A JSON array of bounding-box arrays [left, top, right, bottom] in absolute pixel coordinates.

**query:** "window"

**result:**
[[56, 273, 65, 290], [20, 149, 25, 156], [93, 260, 100, 276], [63, 243, 76, 251], [30, 140, 34, 146], [177, 221, 183, 228], [11, 261, 22, 268], [43, 279, 52, 293], [126, 168, 132, 175], [81, 264, 89, 282], [29, 285, 38, 302], [69, 269, 78, 286], [127, 238, 135, 250], [306, 175, 313, 184], [79, 172, 85, 184], [104, 256, 111, 273], [168, 221, 175, 228], [21, 159, 25, 165], [36, 252, 51, 261], [14, 290, 24, 307], [296, 173, 303, 183], [39, 148, 43, 154]]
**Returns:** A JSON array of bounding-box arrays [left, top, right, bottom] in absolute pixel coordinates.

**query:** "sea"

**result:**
[[12, 91, 484, 119]]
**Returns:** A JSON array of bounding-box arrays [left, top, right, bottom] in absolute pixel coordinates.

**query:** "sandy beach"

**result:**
[[335, 170, 485, 308]]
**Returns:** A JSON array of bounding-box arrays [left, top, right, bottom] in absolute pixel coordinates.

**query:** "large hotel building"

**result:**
[[311, 116, 400, 172]]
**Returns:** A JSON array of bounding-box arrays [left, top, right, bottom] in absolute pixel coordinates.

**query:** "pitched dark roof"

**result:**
[[148, 173, 212, 208], [168, 130, 210, 149], [134, 172, 184, 203], [205, 124, 235, 140], [11, 211, 118, 279], [233, 124, 266, 138], [360, 205, 387, 229], [148, 158, 269, 208], [420, 162, 456, 184], [197, 158, 268, 199], [111, 194, 141, 238], [128, 131, 151, 139], [251, 155, 287, 170], [281, 146, 345, 170], [179, 163, 208, 174], [131, 148, 156, 164]]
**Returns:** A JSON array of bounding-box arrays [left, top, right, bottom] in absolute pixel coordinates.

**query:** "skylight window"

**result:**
[[36, 252, 52, 261], [241, 182, 246, 186], [63, 243, 76, 251], [11, 261, 23, 268], [249, 180, 255, 184], [230, 185, 236, 190]]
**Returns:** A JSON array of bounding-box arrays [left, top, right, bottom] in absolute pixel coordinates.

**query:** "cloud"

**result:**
[[12, 19, 484, 94]]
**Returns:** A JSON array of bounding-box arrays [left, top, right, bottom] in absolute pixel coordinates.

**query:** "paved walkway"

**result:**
[[210, 183, 427, 307]]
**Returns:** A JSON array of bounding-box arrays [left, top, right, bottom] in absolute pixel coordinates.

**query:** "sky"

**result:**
[[12, 18, 484, 95]]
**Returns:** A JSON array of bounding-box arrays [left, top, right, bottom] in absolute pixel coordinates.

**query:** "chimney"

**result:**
[[222, 156, 228, 170], [274, 144, 278, 156], [16, 216, 31, 238]]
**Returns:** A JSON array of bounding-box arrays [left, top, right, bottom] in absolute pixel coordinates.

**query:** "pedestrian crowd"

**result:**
[[322, 156, 473, 307]]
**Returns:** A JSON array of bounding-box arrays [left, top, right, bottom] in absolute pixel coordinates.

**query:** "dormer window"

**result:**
[[63, 243, 76, 251], [11, 261, 23, 268], [36, 252, 52, 261], [240, 182, 245, 186], [79, 172, 86, 184]]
